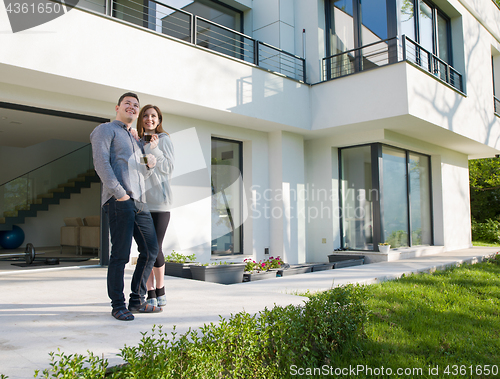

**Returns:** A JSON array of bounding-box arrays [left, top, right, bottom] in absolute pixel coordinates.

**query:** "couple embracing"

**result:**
[[90, 92, 174, 321]]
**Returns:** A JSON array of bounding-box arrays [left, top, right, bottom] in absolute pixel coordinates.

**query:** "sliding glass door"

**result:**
[[340, 146, 374, 250], [381, 146, 408, 247], [340, 143, 432, 250]]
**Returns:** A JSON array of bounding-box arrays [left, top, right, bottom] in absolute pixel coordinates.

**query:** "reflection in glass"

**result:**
[[382, 146, 408, 247], [327, 0, 356, 76], [340, 146, 374, 250], [419, 1, 433, 53], [114, 0, 241, 47], [409, 153, 432, 245], [399, 0, 415, 40], [436, 13, 449, 63], [211, 139, 242, 255], [361, 0, 387, 43]]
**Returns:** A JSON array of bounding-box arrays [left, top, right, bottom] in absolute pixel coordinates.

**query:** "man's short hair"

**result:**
[[117, 92, 139, 106]]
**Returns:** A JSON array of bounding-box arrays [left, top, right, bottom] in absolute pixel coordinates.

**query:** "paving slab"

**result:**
[[0, 246, 497, 379]]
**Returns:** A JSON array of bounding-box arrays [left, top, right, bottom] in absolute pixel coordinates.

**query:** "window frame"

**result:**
[[210, 136, 244, 256]]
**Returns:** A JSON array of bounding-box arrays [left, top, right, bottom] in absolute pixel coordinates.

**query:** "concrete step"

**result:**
[[332, 246, 445, 264], [68, 177, 86, 182], [58, 182, 76, 188], [37, 193, 54, 199]]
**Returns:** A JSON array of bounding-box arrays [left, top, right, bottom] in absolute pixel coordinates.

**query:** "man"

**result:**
[[90, 92, 162, 321]]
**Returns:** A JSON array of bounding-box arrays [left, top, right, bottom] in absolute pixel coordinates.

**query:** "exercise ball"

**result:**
[[0, 225, 25, 249]]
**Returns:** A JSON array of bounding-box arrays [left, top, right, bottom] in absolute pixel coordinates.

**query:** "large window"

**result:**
[[114, 0, 242, 42], [398, 0, 451, 64], [325, 0, 395, 75], [211, 138, 243, 255], [340, 144, 432, 250], [381, 146, 409, 247], [340, 146, 374, 250]]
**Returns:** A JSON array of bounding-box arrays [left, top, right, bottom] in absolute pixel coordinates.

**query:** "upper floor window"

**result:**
[[162, 0, 242, 33], [399, 0, 451, 65], [325, 0, 394, 57], [114, 0, 243, 41]]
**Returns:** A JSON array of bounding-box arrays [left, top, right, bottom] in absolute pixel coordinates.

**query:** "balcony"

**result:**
[[322, 35, 463, 93], [78, 0, 305, 82]]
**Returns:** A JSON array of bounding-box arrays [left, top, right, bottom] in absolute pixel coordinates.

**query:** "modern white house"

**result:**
[[0, 0, 499, 267]]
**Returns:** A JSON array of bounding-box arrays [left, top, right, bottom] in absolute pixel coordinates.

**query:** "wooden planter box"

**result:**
[[164, 262, 195, 279], [190, 263, 245, 284], [327, 254, 365, 268], [277, 265, 312, 277], [243, 271, 277, 282]]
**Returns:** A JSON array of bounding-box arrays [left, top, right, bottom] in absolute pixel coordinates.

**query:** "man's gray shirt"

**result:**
[[90, 120, 150, 206]]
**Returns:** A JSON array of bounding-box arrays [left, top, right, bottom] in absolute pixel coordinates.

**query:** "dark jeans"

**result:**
[[103, 197, 158, 310]]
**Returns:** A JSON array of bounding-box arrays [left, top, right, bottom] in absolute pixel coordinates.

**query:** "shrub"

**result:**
[[33, 285, 367, 379], [471, 218, 500, 243], [164, 251, 196, 263]]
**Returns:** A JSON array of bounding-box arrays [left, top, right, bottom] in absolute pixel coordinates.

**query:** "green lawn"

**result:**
[[472, 240, 500, 247], [331, 256, 500, 379]]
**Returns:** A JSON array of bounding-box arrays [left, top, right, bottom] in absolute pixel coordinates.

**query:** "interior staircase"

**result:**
[[0, 169, 99, 231]]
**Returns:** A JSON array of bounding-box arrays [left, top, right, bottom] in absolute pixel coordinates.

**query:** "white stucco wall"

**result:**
[[439, 152, 472, 250]]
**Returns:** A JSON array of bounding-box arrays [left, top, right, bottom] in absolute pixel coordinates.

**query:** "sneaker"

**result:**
[[128, 302, 162, 314], [146, 297, 158, 307], [157, 294, 167, 307]]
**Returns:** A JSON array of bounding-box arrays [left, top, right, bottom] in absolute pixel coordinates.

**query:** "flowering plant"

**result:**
[[378, 243, 390, 246], [267, 256, 284, 269], [244, 256, 284, 272]]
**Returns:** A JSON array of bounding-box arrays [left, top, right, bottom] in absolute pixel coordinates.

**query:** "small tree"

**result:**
[[469, 158, 500, 222]]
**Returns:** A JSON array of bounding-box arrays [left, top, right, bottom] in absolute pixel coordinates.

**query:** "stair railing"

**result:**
[[0, 144, 94, 220]]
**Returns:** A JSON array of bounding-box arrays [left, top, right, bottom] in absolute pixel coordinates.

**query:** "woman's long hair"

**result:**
[[137, 104, 168, 137]]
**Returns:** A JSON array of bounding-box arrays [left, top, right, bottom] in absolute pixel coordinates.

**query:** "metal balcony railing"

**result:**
[[495, 96, 500, 116], [78, 0, 305, 82], [322, 35, 464, 93], [322, 36, 399, 81], [403, 36, 463, 92]]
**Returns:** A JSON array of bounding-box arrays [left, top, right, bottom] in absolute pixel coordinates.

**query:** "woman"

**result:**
[[137, 104, 174, 307]]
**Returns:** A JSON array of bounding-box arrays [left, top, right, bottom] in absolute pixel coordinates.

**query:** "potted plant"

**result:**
[[378, 243, 391, 254], [243, 256, 283, 282], [164, 251, 197, 279], [190, 261, 246, 284]]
